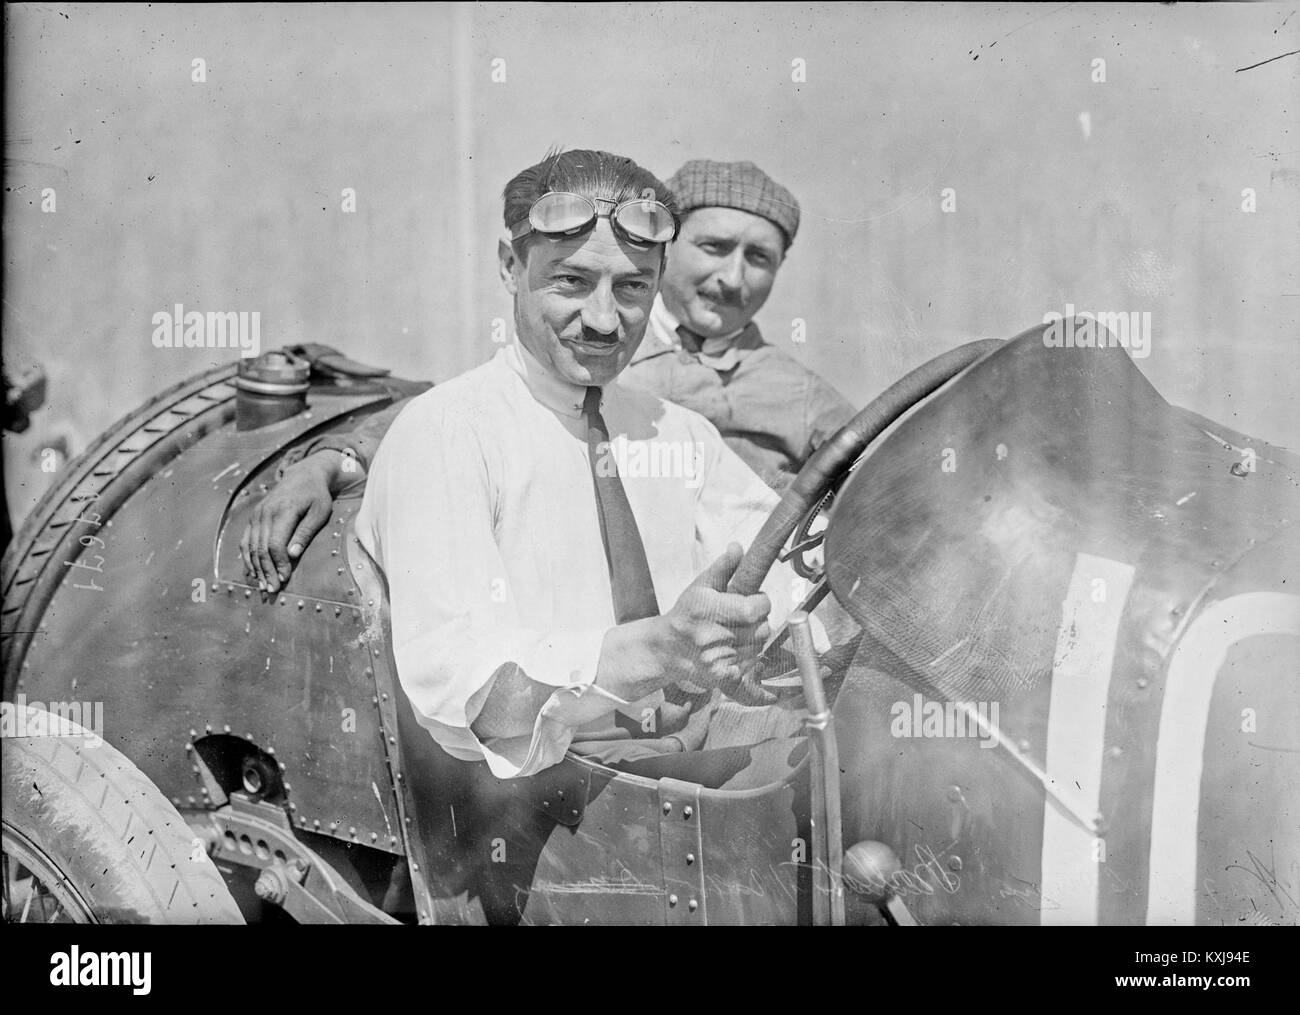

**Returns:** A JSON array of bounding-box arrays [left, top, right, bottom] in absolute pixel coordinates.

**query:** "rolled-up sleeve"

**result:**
[[281, 397, 412, 477], [356, 402, 630, 778]]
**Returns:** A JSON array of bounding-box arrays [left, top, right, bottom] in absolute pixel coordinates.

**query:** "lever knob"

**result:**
[[842, 840, 901, 903]]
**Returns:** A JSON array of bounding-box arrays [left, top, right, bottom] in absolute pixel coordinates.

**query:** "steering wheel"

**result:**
[[720, 338, 1005, 705]]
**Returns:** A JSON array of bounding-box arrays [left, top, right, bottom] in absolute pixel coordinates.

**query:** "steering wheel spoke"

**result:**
[[778, 533, 825, 564]]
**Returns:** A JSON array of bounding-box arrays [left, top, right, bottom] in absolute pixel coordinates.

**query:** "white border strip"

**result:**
[[1041, 553, 1135, 925], [1146, 591, 1300, 925]]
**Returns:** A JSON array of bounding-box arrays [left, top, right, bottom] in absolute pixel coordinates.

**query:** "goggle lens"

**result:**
[[614, 200, 677, 244], [527, 192, 602, 235]]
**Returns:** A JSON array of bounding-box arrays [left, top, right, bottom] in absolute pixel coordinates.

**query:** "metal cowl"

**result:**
[[236, 350, 310, 430]]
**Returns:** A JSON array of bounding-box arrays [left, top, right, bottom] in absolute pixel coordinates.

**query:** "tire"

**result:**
[[2, 708, 244, 924]]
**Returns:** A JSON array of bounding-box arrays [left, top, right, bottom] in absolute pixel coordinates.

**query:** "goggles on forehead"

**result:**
[[510, 191, 678, 246]]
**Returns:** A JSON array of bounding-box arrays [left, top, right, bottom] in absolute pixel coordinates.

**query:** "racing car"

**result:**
[[3, 321, 1296, 925]]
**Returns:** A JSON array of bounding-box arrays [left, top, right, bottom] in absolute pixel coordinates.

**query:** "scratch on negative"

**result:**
[[372, 781, 393, 840], [929, 637, 967, 668], [533, 861, 663, 896], [533, 879, 664, 896], [1235, 48, 1300, 73]]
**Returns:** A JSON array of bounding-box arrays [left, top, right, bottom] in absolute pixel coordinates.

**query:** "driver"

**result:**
[[353, 148, 823, 778], [240, 160, 855, 596]]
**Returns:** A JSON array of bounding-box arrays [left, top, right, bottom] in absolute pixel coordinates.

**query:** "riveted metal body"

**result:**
[[658, 779, 706, 925], [2, 350, 431, 922], [2, 370, 408, 847]]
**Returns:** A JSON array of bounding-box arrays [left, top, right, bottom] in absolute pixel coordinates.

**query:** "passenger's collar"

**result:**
[[504, 333, 593, 419], [653, 294, 745, 353], [633, 294, 749, 369]]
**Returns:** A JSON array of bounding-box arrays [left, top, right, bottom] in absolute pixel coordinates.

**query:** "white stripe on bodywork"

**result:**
[[1146, 592, 1300, 926], [1040, 553, 1135, 925]]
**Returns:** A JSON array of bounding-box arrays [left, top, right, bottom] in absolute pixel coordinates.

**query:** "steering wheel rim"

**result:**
[[719, 338, 1005, 704]]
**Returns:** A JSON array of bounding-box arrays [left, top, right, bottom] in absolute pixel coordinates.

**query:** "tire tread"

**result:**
[[3, 730, 242, 923]]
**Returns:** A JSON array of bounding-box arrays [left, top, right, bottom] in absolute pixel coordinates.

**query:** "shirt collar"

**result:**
[[637, 293, 747, 363], [503, 333, 591, 419]]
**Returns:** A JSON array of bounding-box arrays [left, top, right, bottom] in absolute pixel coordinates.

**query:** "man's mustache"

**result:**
[[576, 327, 621, 344], [698, 287, 743, 307]]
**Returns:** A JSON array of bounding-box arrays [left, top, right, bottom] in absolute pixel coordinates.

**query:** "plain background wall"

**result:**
[[4, 2, 1298, 527]]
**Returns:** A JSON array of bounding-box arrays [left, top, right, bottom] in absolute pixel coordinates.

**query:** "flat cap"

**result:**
[[666, 159, 801, 248]]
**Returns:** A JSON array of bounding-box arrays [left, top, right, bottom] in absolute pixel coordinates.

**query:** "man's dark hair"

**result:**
[[502, 148, 679, 257]]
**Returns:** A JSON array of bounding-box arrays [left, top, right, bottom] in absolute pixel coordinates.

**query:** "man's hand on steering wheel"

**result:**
[[239, 450, 346, 594], [656, 543, 774, 701]]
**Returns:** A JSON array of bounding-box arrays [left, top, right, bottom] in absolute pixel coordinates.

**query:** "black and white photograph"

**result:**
[[1, 0, 1297, 976]]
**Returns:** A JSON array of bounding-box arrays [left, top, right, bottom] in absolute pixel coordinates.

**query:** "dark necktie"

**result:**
[[677, 323, 742, 374], [583, 386, 659, 624], [675, 324, 704, 355], [584, 387, 696, 736]]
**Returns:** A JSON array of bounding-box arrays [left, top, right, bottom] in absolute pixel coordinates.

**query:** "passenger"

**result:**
[[349, 149, 824, 777], [240, 160, 855, 594]]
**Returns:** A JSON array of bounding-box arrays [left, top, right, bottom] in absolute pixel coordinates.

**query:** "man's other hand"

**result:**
[[659, 542, 771, 694], [239, 451, 343, 593]]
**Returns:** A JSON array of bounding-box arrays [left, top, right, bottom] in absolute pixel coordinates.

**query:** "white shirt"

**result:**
[[356, 335, 801, 778]]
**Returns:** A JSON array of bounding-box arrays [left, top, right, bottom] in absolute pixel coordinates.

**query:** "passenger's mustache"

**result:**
[[575, 328, 620, 345], [698, 287, 743, 307]]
